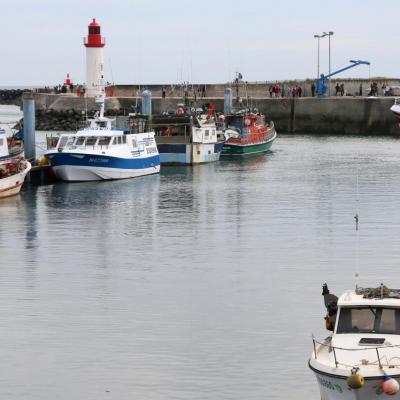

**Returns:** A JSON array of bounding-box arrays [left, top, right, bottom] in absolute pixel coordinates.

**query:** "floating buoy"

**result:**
[[244, 118, 251, 126], [38, 155, 49, 166], [347, 372, 364, 389], [382, 376, 400, 396]]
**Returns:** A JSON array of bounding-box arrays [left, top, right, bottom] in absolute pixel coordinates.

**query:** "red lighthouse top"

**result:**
[[84, 18, 105, 48]]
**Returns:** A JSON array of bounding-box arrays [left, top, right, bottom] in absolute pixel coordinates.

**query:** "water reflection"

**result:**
[[4, 135, 400, 400]]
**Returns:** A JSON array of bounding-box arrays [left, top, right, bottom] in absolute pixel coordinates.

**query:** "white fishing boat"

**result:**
[[309, 284, 400, 400], [390, 98, 400, 123], [152, 105, 224, 165], [45, 95, 160, 181], [0, 128, 31, 198]]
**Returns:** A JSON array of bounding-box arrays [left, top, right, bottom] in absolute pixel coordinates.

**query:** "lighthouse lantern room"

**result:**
[[84, 18, 105, 98]]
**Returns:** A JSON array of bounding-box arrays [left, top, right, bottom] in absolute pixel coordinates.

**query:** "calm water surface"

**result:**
[[1, 106, 400, 399]]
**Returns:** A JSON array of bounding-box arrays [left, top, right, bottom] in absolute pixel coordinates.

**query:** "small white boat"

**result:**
[[45, 95, 160, 181], [309, 284, 400, 400], [0, 128, 31, 198], [390, 98, 400, 122]]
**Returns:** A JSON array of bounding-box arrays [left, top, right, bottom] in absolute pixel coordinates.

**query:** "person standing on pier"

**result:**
[[311, 82, 316, 97]]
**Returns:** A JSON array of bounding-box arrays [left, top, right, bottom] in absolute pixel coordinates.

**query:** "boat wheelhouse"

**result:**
[[221, 112, 277, 156], [309, 284, 400, 400]]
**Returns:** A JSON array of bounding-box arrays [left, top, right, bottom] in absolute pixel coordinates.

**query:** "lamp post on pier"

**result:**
[[323, 31, 334, 96], [314, 33, 328, 80]]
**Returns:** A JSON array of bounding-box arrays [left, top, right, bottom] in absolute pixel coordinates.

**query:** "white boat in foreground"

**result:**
[[45, 96, 160, 181], [0, 128, 31, 198], [309, 284, 400, 400]]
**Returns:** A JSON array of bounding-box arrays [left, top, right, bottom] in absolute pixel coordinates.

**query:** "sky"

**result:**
[[1, 0, 400, 86]]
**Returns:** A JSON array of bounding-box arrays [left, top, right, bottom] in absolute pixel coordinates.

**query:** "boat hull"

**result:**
[[0, 161, 31, 198], [221, 126, 277, 156], [310, 369, 399, 400], [221, 140, 274, 156], [157, 142, 223, 165], [46, 152, 160, 181]]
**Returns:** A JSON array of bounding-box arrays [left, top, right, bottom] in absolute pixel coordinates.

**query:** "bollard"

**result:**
[[22, 92, 36, 160], [224, 88, 232, 116], [141, 90, 152, 117]]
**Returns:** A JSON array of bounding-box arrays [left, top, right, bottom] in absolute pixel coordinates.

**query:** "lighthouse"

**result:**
[[84, 18, 105, 98]]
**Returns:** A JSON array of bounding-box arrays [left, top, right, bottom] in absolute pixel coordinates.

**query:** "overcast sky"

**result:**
[[2, 0, 399, 86]]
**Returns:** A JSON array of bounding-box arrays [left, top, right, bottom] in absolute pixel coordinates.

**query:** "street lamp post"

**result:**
[[314, 33, 328, 80], [323, 31, 334, 96]]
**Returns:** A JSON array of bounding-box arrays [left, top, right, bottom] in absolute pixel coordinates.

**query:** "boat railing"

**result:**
[[312, 337, 400, 369]]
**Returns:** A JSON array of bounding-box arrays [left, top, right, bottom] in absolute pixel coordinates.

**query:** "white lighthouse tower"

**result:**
[[84, 18, 105, 98]]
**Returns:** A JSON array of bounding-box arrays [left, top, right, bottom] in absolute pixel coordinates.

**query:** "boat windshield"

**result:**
[[336, 307, 400, 335], [226, 117, 243, 132]]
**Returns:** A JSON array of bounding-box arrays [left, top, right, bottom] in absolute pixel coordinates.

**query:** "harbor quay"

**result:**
[[13, 92, 400, 135]]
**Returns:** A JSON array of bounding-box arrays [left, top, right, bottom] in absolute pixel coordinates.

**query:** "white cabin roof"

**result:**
[[338, 289, 400, 308]]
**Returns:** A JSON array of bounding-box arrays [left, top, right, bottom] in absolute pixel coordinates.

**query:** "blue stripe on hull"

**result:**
[[157, 144, 187, 154], [159, 153, 188, 164], [47, 152, 160, 170], [214, 142, 224, 153]]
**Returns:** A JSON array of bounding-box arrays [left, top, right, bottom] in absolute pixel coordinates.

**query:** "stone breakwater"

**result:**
[[32, 108, 125, 131], [0, 89, 26, 105], [15, 93, 400, 135]]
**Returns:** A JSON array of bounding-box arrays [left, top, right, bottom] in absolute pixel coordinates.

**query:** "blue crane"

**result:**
[[316, 60, 370, 96]]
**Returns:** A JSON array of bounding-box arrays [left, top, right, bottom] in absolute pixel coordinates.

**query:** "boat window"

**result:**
[[85, 136, 98, 146], [66, 136, 75, 147], [226, 117, 243, 132], [58, 136, 69, 148], [122, 135, 126, 144], [336, 307, 400, 334], [98, 136, 111, 146], [131, 138, 137, 148], [205, 129, 209, 137], [0, 139, 3, 146], [76, 137, 85, 146], [98, 121, 107, 128]]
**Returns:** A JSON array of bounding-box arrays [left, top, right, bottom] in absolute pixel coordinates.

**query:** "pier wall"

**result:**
[[109, 79, 400, 98], [29, 93, 399, 135]]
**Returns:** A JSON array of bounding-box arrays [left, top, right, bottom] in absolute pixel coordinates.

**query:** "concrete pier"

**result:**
[[27, 93, 400, 135]]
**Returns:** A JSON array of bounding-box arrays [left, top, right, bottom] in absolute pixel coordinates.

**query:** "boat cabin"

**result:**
[[225, 113, 266, 138], [334, 287, 400, 336], [55, 131, 137, 151], [0, 128, 8, 159], [0, 128, 24, 160]]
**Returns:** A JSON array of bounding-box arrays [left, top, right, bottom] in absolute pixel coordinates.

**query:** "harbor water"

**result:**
[[2, 105, 400, 399]]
